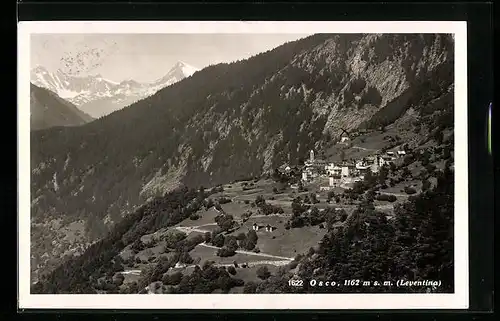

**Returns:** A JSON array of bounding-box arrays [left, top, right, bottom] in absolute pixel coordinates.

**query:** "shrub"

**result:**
[[422, 179, 431, 191], [404, 186, 417, 195], [167, 272, 183, 286], [217, 247, 236, 257], [376, 194, 397, 202], [256, 266, 271, 280], [218, 197, 232, 204], [189, 214, 200, 220], [227, 266, 237, 275], [243, 282, 258, 293]]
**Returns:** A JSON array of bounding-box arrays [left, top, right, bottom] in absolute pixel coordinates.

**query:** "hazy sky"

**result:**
[[31, 34, 311, 82]]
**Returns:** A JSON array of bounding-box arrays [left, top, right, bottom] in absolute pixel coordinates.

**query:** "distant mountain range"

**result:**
[[30, 61, 200, 118], [30, 83, 94, 131]]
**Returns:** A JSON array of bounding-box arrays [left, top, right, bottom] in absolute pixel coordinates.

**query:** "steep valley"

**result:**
[[30, 33, 454, 285]]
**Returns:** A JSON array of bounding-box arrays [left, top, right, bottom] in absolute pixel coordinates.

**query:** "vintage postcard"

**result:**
[[18, 21, 468, 309]]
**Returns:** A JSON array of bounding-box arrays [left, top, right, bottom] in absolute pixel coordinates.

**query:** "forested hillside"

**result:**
[[30, 84, 94, 130], [254, 163, 454, 294], [30, 33, 454, 282]]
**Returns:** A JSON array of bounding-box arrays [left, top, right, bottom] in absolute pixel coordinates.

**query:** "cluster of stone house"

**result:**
[[252, 223, 277, 232], [301, 148, 407, 188]]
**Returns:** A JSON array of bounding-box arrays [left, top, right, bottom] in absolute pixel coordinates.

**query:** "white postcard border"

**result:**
[[18, 20, 468, 310]]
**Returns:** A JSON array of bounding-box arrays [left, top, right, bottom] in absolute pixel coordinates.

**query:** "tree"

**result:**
[[433, 131, 444, 145], [256, 266, 271, 280], [215, 214, 235, 232], [404, 186, 417, 195], [224, 236, 239, 252], [309, 207, 324, 226], [363, 170, 377, 187], [227, 266, 237, 275], [255, 195, 266, 206], [179, 252, 194, 264], [402, 167, 412, 178], [422, 179, 431, 192], [378, 165, 389, 184], [212, 233, 225, 247], [243, 281, 258, 293], [189, 213, 200, 220], [204, 232, 212, 243], [310, 193, 319, 204], [216, 247, 236, 257], [339, 150, 346, 161], [167, 272, 183, 285], [247, 230, 258, 244], [113, 273, 125, 286]]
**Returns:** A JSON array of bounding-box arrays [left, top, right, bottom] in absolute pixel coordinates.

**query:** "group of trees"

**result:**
[[254, 195, 284, 215], [157, 261, 245, 294], [284, 196, 348, 230], [210, 229, 260, 257], [214, 214, 236, 232]]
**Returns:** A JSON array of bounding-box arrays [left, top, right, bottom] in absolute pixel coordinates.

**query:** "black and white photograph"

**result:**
[[18, 21, 468, 309]]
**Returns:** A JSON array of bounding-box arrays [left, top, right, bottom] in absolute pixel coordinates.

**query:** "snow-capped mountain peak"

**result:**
[[173, 61, 199, 77], [30, 61, 200, 118], [152, 61, 200, 87]]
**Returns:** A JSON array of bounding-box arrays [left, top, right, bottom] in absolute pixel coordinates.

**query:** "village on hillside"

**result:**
[[277, 134, 408, 192]]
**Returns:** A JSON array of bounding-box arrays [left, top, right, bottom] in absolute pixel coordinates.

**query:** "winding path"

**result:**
[[351, 145, 379, 152], [197, 243, 294, 261]]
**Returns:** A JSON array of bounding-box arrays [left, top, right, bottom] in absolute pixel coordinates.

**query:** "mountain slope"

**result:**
[[30, 34, 454, 282], [30, 83, 94, 130], [31, 62, 200, 118]]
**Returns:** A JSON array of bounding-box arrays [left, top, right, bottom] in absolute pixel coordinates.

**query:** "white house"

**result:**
[[378, 155, 395, 167], [340, 136, 350, 143], [355, 161, 371, 171], [341, 166, 350, 177], [397, 150, 406, 156], [329, 176, 341, 187], [326, 163, 342, 176], [265, 224, 277, 232]]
